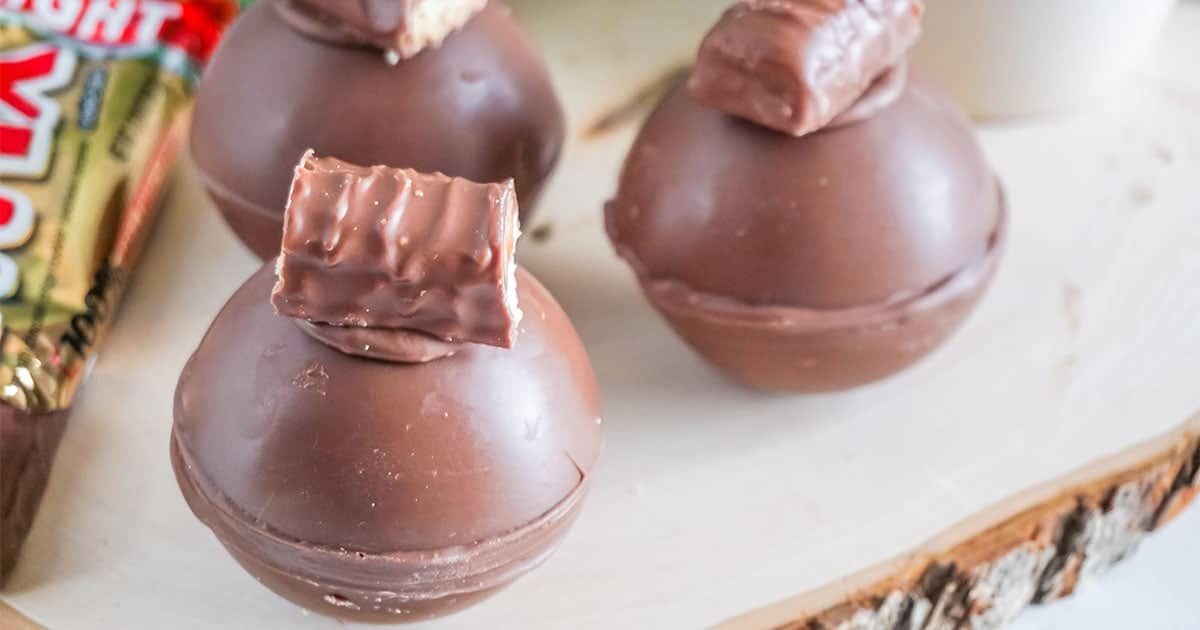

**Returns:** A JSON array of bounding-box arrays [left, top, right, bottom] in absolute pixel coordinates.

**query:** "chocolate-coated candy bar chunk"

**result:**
[[272, 151, 521, 348], [277, 0, 487, 58], [688, 0, 922, 137]]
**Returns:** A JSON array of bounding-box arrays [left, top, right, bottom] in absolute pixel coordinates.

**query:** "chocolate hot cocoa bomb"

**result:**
[[172, 155, 601, 622], [605, 0, 1007, 392], [191, 0, 565, 259]]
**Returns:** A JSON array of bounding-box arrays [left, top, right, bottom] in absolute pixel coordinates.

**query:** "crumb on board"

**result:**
[[1128, 182, 1155, 208], [1153, 144, 1175, 165], [1059, 353, 1079, 382], [1061, 284, 1082, 335], [529, 223, 555, 243]]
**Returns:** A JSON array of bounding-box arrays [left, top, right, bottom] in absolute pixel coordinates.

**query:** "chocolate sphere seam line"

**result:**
[[172, 434, 590, 598], [635, 195, 1006, 330]]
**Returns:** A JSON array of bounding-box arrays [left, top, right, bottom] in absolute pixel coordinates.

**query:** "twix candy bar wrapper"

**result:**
[[0, 0, 237, 584]]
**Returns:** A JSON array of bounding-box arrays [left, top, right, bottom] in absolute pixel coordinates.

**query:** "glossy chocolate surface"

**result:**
[[607, 74, 1001, 311], [191, 1, 564, 259], [176, 263, 599, 550], [172, 263, 601, 619], [296, 0, 411, 30], [606, 72, 1005, 391], [276, 0, 415, 46], [644, 220, 1003, 392]]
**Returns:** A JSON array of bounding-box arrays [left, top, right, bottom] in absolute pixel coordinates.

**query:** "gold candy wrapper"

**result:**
[[0, 0, 237, 584], [0, 1, 237, 411]]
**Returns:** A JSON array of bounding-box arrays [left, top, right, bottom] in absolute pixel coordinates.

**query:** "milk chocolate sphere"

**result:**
[[191, 1, 565, 258], [605, 74, 1006, 392], [171, 264, 601, 622]]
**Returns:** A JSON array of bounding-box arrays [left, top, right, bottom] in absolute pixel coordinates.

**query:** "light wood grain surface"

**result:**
[[0, 602, 40, 630], [3, 2, 1200, 628]]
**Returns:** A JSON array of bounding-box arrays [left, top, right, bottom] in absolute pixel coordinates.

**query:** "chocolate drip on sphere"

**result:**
[[295, 319, 460, 363], [172, 264, 602, 621], [190, 1, 564, 259], [280, 0, 417, 39]]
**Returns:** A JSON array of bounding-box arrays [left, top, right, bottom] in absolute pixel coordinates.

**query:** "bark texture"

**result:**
[[725, 417, 1200, 630]]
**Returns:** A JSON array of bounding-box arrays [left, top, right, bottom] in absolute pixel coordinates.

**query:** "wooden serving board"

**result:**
[[4, 2, 1200, 628]]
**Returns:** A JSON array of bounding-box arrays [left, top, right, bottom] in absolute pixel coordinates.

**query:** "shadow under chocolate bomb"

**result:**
[[190, 1, 565, 259]]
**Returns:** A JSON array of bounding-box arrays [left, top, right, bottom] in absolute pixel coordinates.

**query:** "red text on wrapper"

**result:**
[[0, 42, 73, 298], [0, 42, 77, 175], [0, 185, 33, 298]]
